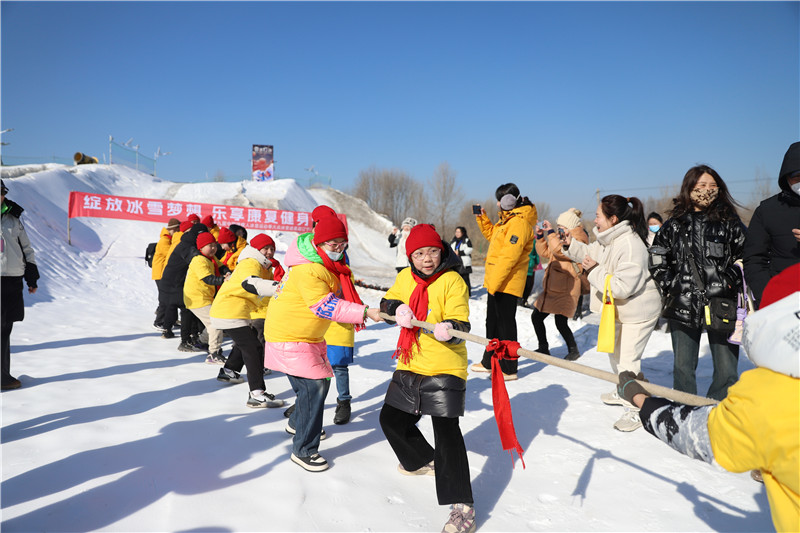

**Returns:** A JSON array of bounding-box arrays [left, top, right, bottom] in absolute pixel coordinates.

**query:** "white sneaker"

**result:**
[[470, 363, 490, 373], [246, 391, 285, 409], [442, 503, 476, 533], [398, 461, 435, 476], [613, 408, 642, 432], [600, 389, 633, 408]]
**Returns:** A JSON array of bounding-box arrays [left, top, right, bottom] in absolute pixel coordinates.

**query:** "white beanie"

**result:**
[[557, 208, 582, 229], [401, 217, 418, 228]]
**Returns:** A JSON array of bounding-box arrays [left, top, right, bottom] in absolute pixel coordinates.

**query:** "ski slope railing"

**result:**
[[378, 312, 718, 407]]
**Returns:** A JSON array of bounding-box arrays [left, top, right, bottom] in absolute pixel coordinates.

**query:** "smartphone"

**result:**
[[558, 228, 566, 238], [472, 205, 481, 215]]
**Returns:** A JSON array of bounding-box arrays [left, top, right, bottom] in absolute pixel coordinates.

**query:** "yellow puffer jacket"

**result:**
[[324, 320, 355, 348], [264, 261, 342, 344], [184, 254, 218, 309], [707, 367, 800, 533], [208, 225, 220, 241], [165, 230, 184, 264], [477, 204, 537, 297], [384, 269, 470, 380], [223, 236, 248, 271], [151, 228, 172, 280], [210, 247, 271, 320], [249, 265, 275, 320]]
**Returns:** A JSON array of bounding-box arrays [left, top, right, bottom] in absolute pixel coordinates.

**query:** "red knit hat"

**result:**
[[201, 215, 214, 227], [196, 232, 216, 250], [179, 220, 193, 232], [251, 233, 275, 250], [188, 213, 200, 223], [218, 227, 236, 244], [313, 216, 347, 245], [405, 224, 443, 257], [760, 263, 800, 308], [311, 205, 337, 224]]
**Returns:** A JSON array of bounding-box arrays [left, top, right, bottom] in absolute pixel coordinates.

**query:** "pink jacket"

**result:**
[[263, 236, 365, 379]]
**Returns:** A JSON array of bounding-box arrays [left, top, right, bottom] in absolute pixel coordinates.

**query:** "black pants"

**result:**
[[522, 273, 535, 303], [180, 309, 202, 343], [154, 280, 165, 326], [1, 321, 13, 382], [480, 291, 519, 374], [459, 272, 471, 297], [531, 307, 576, 350], [224, 325, 266, 392], [379, 403, 473, 506]]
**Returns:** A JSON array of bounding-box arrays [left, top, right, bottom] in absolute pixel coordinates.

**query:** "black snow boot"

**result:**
[[333, 399, 351, 425], [564, 344, 581, 361], [535, 345, 550, 355]]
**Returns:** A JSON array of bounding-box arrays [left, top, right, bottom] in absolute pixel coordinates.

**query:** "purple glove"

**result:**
[[395, 304, 415, 329], [433, 321, 454, 341]]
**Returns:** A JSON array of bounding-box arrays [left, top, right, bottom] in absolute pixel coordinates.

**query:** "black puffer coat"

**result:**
[[159, 224, 208, 306], [649, 211, 746, 328], [743, 141, 800, 306]]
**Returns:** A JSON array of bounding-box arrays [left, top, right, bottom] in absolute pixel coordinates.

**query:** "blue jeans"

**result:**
[[287, 375, 331, 457], [332, 365, 351, 402], [669, 320, 739, 401]]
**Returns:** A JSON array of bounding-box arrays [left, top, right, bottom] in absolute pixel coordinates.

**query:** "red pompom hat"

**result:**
[[196, 232, 216, 250], [179, 220, 193, 232], [201, 215, 214, 227], [188, 213, 200, 223], [313, 216, 347, 246], [404, 224, 443, 258], [251, 234, 275, 250], [311, 205, 337, 225], [217, 227, 236, 244]]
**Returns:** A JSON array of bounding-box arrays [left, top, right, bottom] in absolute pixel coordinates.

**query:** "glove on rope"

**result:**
[[617, 371, 650, 405]]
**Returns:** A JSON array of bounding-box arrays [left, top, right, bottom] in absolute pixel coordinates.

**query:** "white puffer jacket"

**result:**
[[564, 221, 661, 324]]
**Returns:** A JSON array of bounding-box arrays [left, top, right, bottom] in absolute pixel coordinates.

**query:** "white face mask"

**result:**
[[324, 249, 343, 261], [791, 181, 800, 196]]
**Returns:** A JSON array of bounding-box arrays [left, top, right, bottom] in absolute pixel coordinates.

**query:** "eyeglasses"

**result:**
[[411, 248, 441, 260], [322, 240, 348, 251]]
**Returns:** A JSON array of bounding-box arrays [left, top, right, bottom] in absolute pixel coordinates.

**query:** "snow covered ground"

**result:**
[[1, 164, 770, 532]]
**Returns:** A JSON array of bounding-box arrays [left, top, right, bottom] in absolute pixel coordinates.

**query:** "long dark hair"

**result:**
[[668, 165, 740, 222], [600, 194, 648, 243], [495, 182, 533, 208]]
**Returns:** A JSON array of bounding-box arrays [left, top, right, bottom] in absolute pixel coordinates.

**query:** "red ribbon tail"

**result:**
[[489, 340, 526, 469]]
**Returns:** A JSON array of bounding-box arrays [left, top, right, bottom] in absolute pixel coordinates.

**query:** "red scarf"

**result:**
[[485, 339, 525, 468], [315, 246, 364, 329], [393, 269, 446, 365]]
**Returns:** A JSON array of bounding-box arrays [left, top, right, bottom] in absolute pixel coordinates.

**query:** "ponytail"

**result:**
[[600, 195, 648, 243]]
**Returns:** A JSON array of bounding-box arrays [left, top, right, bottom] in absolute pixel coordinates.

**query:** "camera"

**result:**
[[472, 204, 481, 215]]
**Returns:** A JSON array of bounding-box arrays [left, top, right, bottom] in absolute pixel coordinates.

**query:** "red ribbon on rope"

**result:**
[[486, 339, 526, 469]]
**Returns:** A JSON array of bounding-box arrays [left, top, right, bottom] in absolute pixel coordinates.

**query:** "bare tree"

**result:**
[[351, 166, 423, 226], [213, 170, 226, 183], [427, 162, 464, 238]]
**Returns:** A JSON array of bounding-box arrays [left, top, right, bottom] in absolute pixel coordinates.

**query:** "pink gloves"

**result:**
[[433, 321, 454, 341], [395, 304, 415, 328]]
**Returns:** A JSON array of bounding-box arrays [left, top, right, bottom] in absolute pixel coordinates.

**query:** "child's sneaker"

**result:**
[[217, 368, 244, 384], [290, 452, 329, 472], [246, 390, 285, 409], [442, 503, 476, 533], [397, 461, 435, 476], [205, 350, 226, 365], [601, 389, 632, 407], [469, 363, 490, 373], [613, 408, 642, 432]]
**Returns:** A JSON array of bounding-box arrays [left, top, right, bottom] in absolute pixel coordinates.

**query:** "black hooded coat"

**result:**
[[159, 224, 208, 307], [743, 142, 800, 306]]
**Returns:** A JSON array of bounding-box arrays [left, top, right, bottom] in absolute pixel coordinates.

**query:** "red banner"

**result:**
[[67, 191, 341, 233]]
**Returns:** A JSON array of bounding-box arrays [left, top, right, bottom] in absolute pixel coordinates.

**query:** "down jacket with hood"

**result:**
[[743, 141, 800, 307], [159, 224, 208, 307], [210, 245, 273, 328], [476, 203, 537, 297], [379, 243, 471, 418], [1, 197, 39, 324], [649, 211, 746, 328], [263, 233, 367, 379]]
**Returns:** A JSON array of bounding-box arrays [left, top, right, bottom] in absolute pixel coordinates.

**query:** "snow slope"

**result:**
[[0, 164, 770, 532]]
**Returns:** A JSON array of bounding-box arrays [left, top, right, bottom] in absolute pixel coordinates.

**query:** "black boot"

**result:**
[[333, 399, 351, 425], [535, 345, 550, 355], [564, 344, 581, 361]]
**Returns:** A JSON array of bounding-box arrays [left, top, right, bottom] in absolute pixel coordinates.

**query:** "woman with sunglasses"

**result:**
[[264, 214, 383, 472]]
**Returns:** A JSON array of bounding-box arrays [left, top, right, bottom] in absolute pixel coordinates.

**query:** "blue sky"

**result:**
[[2, 1, 798, 217]]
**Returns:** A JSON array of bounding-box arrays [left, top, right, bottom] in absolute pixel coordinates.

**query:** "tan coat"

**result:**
[[534, 226, 589, 317]]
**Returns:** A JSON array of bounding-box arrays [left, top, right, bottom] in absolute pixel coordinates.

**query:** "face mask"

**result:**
[[690, 187, 719, 208], [791, 181, 800, 196], [649, 225, 660, 233], [324, 249, 343, 261]]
